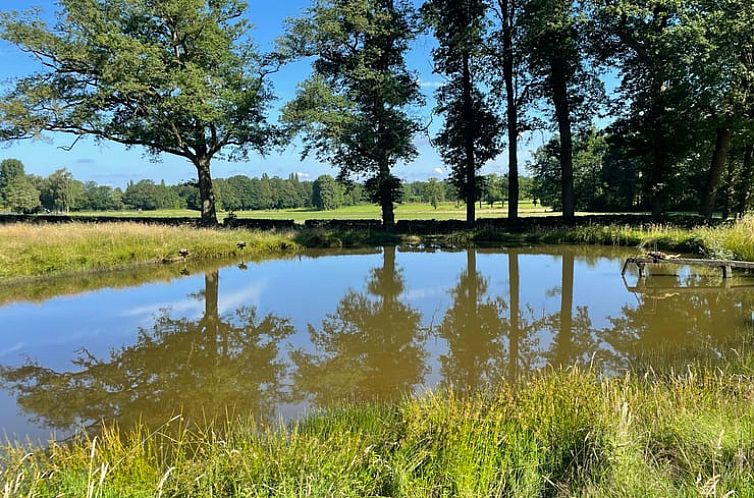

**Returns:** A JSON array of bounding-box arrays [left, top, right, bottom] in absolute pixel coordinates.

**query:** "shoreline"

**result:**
[[1, 216, 753, 280]]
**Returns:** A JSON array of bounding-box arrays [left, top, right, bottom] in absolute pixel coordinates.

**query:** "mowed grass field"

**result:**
[[72, 201, 554, 221]]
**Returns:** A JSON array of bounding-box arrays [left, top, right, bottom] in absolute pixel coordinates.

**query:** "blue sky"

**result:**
[[0, 0, 545, 187]]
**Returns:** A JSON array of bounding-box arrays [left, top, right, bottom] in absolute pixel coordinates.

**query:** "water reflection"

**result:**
[[1, 246, 753, 438], [0, 271, 294, 432], [292, 246, 427, 403]]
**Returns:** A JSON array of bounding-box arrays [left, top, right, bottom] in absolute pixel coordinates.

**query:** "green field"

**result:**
[[71, 201, 555, 221]]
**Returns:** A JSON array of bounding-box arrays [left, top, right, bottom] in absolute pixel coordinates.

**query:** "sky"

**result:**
[[0, 0, 546, 187]]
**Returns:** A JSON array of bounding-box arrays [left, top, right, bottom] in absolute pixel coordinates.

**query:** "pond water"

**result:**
[[1, 245, 753, 442]]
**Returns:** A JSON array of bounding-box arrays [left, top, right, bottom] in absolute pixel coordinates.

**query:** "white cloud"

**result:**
[[432, 167, 444, 174], [295, 171, 311, 180], [419, 80, 443, 89]]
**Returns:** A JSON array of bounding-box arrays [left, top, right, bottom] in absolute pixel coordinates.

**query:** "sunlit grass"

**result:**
[[3, 356, 754, 497], [0, 223, 299, 279], [546, 218, 754, 260], [70, 201, 554, 221], [3, 216, 754, 280]]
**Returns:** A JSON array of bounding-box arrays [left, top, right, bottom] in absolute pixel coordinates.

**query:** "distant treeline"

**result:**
[[0, 159, 536, 214]]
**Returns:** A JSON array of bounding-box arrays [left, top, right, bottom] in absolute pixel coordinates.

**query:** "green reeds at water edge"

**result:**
[[3, 357, 754, 498]]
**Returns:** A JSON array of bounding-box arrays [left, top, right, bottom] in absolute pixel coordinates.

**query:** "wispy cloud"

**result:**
[[419, 80, 443, 89]]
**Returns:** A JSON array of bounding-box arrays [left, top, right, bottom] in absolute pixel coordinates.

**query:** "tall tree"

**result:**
[[682, 0, 754, 217], [521, 0, 602, 219], [489, 0, 531, 219], [0, 0, 277, 226], [282, 0, 423, 227], [423, 0, 502, 224], [589, 0, 689, 215], [4, 176, 40, 214], [0, 158, 26, 206], [312, 175, 342, 211]]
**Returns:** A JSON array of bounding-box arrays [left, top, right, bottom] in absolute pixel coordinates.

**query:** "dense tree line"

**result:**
[[1, 0, 752, 225], [2, 159, 503, 214]]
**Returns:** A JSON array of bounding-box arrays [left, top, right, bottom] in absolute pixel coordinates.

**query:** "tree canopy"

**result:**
[[0, 0, 278, 225]]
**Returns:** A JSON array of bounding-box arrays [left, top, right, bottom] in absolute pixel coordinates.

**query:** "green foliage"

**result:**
[[123, 180, 184, 211], [423, 178, 445, 209], [281, 0, 423, 225], [0, 158, 25, 205], [39, 168, 83, 213], [0, 0, 278, 224], [482, 173, 508, 208], [3, 175, 40, 213], [80, 182, 124, 211], [423, 0, 502, 221], [528, 129, 620, 211], [312, 174, 342, 211]]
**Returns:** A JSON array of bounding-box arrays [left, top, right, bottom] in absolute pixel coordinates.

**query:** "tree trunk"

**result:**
[[195, 157, 218, 226], [700, 127, 733, 218], [736, 143, 754, 216], [550, 58, 574, 220], [721, 161, 735, 220], [501, 0, 518, 220], [379, 165, 395, 228], [462, 53, 477, 225]]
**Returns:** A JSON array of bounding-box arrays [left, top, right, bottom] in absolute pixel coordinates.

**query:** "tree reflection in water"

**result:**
[[2, 249, 754, 435], [291, 246, 427, 404], [0, 271, 294, 432]]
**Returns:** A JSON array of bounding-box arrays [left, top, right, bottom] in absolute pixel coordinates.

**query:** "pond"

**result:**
[[1, 245, 753, 442]]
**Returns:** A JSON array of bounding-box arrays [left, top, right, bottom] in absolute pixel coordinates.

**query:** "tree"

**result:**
[[122, 179, 182, 211], [281, 0, 423, 227], [489, 0, 532, 219], [483, 173, 507, 208], [0, 0, 278, 226], [589, 0, 691, 215], [312, 175, 341, 211], [0, 158, 25, 205], [682, 0, 754, 217], [40, 169, 82, 213], [521, 0, 602, 219], [81, 182, 124, 211], [423, 178, 445, 209], [4, 176, 40, 213], [423, 0, 502, 224]]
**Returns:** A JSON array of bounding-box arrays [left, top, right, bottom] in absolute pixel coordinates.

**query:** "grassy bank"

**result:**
[[300, 216, 754, 261], [0, 223, 299, 280], [3, 217, 754, 280], [3, 354, 753, 497]]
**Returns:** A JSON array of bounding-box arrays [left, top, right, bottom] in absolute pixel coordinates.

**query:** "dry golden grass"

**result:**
[[0, 222, 299, 279]]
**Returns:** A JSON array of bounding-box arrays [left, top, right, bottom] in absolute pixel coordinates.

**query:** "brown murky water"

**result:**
[[1, 245, 752, 441]]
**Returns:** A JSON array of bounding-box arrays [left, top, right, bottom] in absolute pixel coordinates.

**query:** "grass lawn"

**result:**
[[71, 201, 555, 221]]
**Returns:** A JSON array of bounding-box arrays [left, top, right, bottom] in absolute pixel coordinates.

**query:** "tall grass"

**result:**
[[3, 356, 754, 497], [0, 223, 299, 279], [470, 216, 754, 261]]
